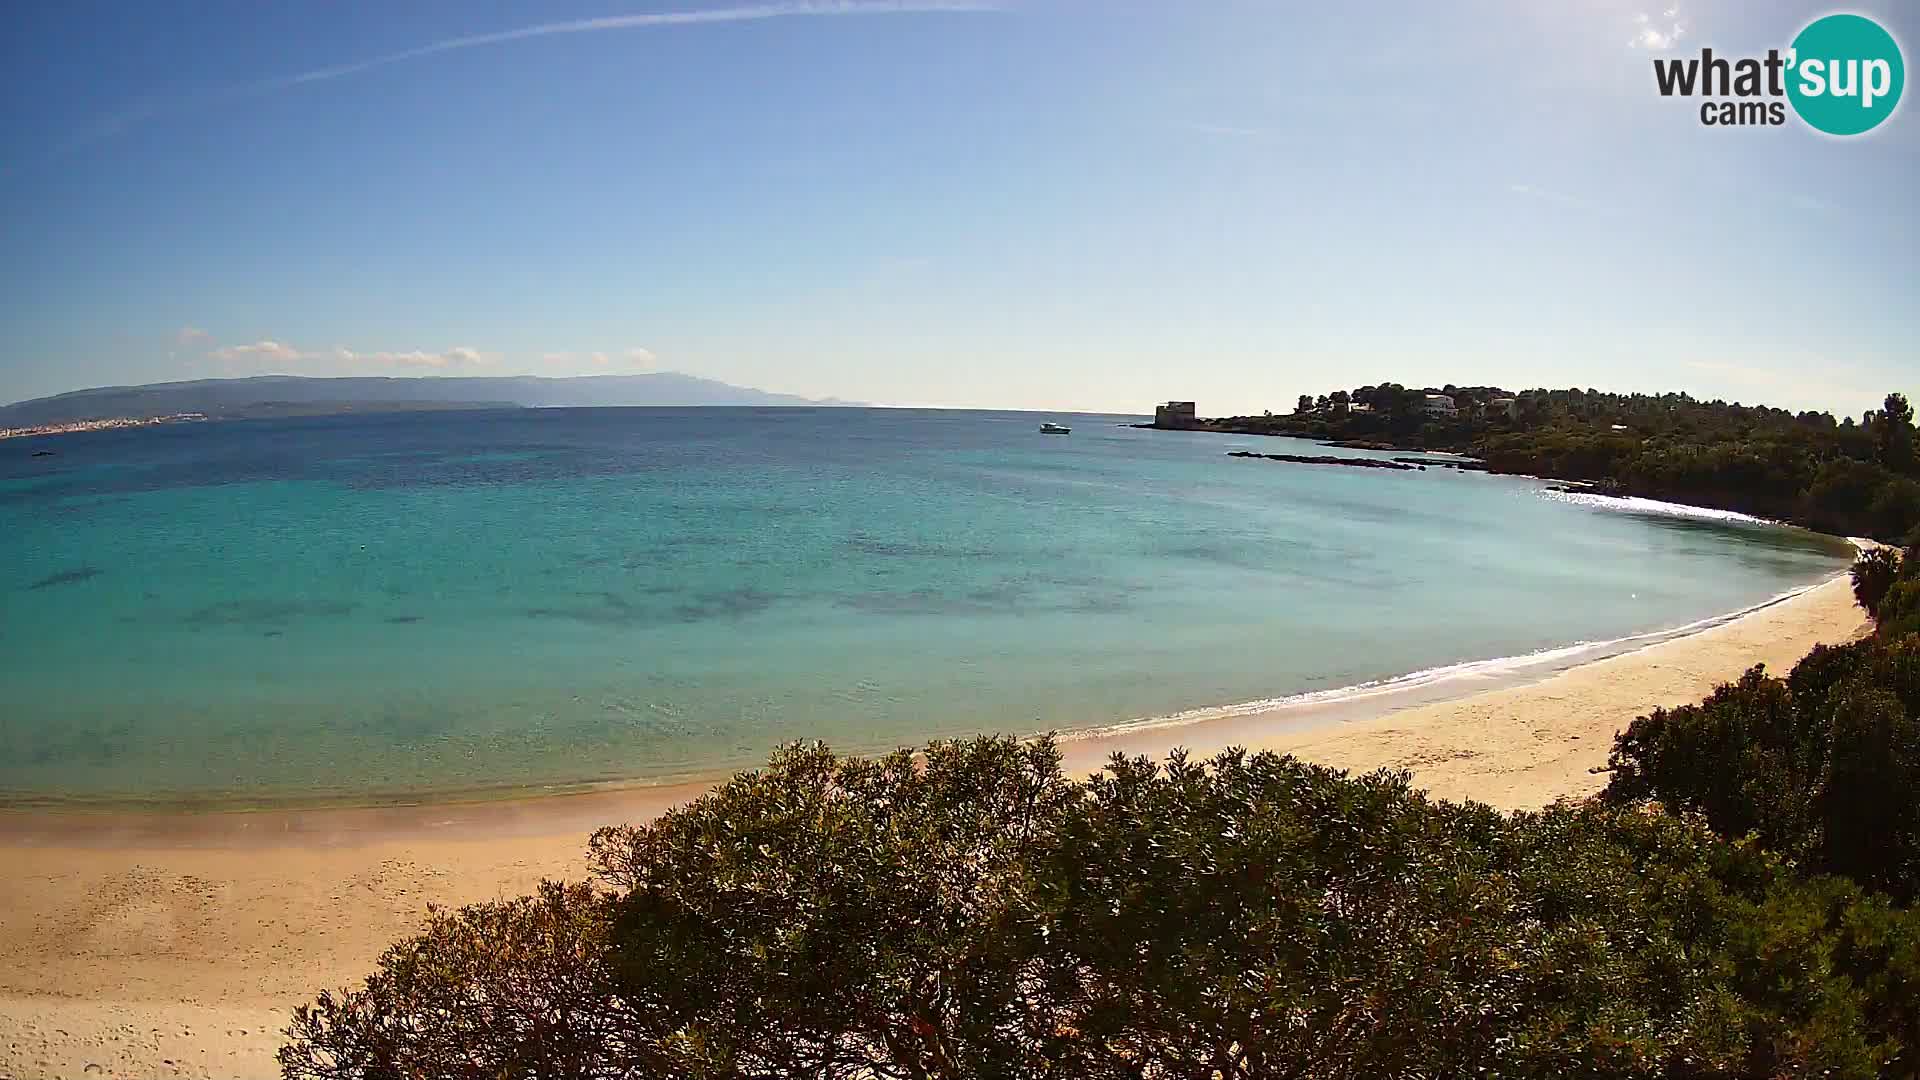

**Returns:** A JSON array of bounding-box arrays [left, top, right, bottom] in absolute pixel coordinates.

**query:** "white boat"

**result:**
[[1039, 422, 1071, 435]]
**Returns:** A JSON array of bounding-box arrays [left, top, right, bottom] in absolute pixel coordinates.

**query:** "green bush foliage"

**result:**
[[1853, 547, 1904, 616], [1605, 632, 1920, 904], [1881, 580, 1920, 640], [1213, 387, 1920, 541], [1849, 545, 1920, 639], [284, 736, 1920, 1078], [279, 881, 659, 1078]]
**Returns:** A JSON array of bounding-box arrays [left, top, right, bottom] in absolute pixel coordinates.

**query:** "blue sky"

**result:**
[[1, 0, 1914, 415]]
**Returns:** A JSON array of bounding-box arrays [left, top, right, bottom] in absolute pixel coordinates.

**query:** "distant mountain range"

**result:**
[[0, 374, 860, 427]]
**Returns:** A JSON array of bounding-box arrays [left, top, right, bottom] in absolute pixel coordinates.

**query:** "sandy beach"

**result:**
[[0, 573, 1872, 1079]]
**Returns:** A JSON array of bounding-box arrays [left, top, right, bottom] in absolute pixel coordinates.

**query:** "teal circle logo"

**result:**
[[1786, 14, 1904, 135]]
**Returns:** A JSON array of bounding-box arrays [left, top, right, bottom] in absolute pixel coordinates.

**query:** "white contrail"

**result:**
[[7, 1, 1001, 176], [259, 1, 1002, 91]]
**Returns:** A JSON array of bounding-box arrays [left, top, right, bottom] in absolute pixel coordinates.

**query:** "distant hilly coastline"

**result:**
[[0, 374, 860, 427]]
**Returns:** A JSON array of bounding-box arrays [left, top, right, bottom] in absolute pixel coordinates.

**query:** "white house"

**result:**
[[1423, 393, 1457, 417]]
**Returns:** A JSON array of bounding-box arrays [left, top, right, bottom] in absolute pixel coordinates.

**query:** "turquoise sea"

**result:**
[[0, 408, 1853, 808]]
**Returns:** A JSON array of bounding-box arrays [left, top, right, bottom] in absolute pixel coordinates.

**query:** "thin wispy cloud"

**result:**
[[18, 1, 1002, 175], [205, 340, 490, 372], [260, 1, 999, 93], [1629, 6, 1687, 51], [332, 346, 489, 370], [211, 340, 306, 363]]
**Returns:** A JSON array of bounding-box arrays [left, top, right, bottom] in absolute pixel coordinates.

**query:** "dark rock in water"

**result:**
[[1391, 456, 1489, 472], [1227, 451, 1419, 471], [31, 450, 55, 457], [29, 566, 102, 589]]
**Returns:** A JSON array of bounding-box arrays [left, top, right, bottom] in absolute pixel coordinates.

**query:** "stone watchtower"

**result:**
[[1154, 401, 1197, 429]]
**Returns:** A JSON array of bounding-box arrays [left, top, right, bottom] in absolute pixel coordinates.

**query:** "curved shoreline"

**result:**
[[0, 560, 1876, 1079], [0, 559, 1855, 834], [1056, 571, 1871, 809], [0, 553, 1866, 841], [1052, 574, 1835, 747]]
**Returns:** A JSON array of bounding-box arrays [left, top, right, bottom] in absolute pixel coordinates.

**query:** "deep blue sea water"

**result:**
[[0, 408, 1853, 807]]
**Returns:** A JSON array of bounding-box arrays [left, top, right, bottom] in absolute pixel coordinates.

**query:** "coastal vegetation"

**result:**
[[284, 554, 1920, 1080], [1605, 544, 1920, 902], [1201, 386, 1920, 544]]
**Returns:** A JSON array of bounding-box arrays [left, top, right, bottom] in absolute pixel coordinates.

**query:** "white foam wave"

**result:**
[[1541, 489, 1775, 525], [1056, 576, 1834, 743]]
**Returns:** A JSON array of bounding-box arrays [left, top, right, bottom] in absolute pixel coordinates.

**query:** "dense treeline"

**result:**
[[286, 560, 1920, 1079], [1237, 385, 1920, 543]]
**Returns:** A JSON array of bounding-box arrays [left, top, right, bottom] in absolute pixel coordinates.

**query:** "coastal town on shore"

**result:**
[[0, 413, 205, 442]]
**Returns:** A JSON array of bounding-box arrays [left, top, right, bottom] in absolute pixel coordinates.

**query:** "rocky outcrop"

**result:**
[[1392, 456, 1488, 472], [1227, 451, 1421, 471]]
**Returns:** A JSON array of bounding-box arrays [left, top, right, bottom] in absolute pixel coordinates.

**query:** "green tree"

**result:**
[[1882, 392, 1916, 474], [1207, 383, 1920, 542], [1853, 547, 1904, 616]]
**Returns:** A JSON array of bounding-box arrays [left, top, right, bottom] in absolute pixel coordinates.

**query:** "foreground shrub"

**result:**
[[1881, 579, 1920, 639], [1605, 634, 1920, 903], [588, 736, 1079, 1079], [1854, 547, 1905, 617], [284, 737, 1920, 1078], [279, 882, 662, 1078]]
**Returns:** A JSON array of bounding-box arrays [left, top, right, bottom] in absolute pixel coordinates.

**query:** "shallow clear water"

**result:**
[[0, 408, 1852, 807]]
